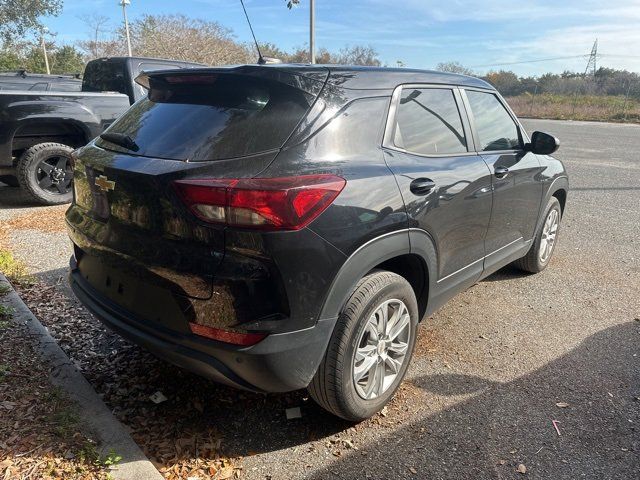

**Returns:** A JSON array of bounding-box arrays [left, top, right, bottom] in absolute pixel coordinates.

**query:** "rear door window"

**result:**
[[98, 73, 317, 161], [465, 91, 521, 151], [393, 88, 467, 155]]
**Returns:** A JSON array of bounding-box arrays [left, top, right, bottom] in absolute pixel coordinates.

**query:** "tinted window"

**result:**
[[98, 73, 314, 161], [394, 88, 467, 155], [466, 91, 520, 151], [82, 61, 126, 93]]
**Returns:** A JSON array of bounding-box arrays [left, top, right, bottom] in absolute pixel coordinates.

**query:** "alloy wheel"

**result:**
[[36, 155, 73, 195], [539, 208, 559, 263], [353, 299, 411, 400]]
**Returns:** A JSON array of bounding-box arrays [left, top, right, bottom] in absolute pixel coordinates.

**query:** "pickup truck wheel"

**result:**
[[0, 175, 19, 187], [513, 197, 562, 273], [17, 143, 74, 205], [308, 271, 418, 421]]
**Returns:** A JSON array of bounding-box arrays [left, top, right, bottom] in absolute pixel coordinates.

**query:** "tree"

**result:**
[[484, 70, 522, 96], [0, 40, 84, 74], [76, 14, 123, 60], [51, 45, 84, 74], [436, 61, 474, 76], [337, 45, 381, 66], [0, 0, 62, 42], [126, 14, 252, 65]]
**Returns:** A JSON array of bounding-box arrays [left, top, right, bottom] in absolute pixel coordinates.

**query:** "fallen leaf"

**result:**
[[517, 464, 527, 474], [218, 466, 234, 479], [408, 467, 418, 474]]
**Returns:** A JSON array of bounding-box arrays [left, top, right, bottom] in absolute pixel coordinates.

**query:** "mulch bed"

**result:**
[[0, 287, 110, 480]]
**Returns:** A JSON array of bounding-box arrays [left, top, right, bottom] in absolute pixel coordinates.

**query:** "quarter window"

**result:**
[[466, 91, 520, 151], [394, 88, 467, 155]]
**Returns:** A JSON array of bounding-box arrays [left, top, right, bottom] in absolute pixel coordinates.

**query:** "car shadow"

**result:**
[[481, 263, 531, 282], [0, 183, 42, 208], [304, 322, 639, 479]]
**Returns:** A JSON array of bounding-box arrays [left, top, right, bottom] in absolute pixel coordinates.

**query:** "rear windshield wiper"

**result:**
[[100, 132, 139, 152]]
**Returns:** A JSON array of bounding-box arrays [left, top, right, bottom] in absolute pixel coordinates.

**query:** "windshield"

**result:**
[[96, 73, 316, 161]]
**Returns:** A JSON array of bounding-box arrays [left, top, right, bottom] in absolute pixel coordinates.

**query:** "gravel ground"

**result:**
[[1, 119, 638, 480]]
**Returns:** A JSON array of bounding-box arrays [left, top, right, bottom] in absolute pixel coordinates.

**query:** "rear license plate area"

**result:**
[[77, 252, 189, 332]]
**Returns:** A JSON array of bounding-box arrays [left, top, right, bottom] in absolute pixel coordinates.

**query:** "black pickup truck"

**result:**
[[0, 71, 82, 92], [0, 56, 201, 204]]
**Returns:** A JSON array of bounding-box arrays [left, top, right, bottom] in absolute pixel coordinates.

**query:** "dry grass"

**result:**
[[506, 93, 640, 123]]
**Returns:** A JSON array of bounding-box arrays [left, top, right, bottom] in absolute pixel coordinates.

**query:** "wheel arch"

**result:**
[[11, 119, 90, 154], [318, 229, 436, 323]]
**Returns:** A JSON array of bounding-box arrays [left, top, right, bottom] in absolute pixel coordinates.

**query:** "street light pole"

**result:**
[[120, 0, 133, 57], [309, 0, 315, 64], [41, 29, 50, 74]]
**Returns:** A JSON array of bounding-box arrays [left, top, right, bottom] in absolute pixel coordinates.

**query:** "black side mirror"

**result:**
[[526, 131, 560, 155]]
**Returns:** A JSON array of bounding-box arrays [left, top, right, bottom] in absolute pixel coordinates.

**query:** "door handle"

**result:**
[[410, 178, 436, 195], [494, 166, 509, 179]]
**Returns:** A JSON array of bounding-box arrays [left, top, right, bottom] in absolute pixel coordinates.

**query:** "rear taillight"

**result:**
[[189, 323, 267, 346], [173, 174, 346, 230]]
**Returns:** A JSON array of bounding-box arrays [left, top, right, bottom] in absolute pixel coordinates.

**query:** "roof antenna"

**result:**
[[239, 0, 266, 65]]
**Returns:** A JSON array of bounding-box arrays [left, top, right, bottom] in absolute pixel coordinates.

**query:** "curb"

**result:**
[[0, 274, 163, 480]]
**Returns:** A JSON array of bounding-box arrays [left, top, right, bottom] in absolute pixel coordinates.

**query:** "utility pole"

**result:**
[[120, 0, 133, 57], [41, 28, 50, 75], [309, 0, 315, 64]]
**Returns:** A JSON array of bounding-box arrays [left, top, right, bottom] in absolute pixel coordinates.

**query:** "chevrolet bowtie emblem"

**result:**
[[95, 175, 115, 192]]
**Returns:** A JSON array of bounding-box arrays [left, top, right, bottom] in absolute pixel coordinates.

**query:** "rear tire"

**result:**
[[17, 143, 74, 205], [513, 197, 562, 273], [0, 175, 19, 187], [308, 271, 418, 421]]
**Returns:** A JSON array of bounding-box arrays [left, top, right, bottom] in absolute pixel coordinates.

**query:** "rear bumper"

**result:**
[[69, 258, 337, 393]]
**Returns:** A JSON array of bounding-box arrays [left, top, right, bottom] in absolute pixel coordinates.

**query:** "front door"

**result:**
[[462, 89, 544, 271], [383, 85, 493, 296]]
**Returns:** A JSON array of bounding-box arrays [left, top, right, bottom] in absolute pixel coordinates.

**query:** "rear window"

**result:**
[[97, 73, 316, 161], [82, 61, 127, 93]]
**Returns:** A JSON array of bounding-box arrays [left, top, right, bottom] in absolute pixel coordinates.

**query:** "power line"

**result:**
[[470, 52, 640, 70], [470, 55, 587, 68]]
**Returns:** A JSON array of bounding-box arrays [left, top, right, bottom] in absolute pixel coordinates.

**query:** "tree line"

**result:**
[[0, 13, 381, 76], [437, 61, 640, 99], [1, 1, 638, 100]]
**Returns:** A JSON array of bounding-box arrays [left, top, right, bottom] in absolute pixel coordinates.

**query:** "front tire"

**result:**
[[513, 197, 562, 273], [17, 143, 74, 205], [308, 271, 418, 421]]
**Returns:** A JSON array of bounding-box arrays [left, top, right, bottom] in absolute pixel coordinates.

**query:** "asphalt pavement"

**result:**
[[1, 119, 638, 479]]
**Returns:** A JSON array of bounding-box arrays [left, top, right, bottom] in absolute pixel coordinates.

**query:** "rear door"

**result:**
[[383, 85, 493, 295], [461, 89, 543, 270]]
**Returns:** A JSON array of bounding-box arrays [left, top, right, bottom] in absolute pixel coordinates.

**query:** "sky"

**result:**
[[44, 0, 640, 76]]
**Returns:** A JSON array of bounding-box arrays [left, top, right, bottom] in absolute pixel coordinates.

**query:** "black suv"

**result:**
[[67, 65, 568, 420]]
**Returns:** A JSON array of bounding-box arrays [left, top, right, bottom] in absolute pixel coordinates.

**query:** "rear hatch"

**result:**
[[67, 66, 328, 305]]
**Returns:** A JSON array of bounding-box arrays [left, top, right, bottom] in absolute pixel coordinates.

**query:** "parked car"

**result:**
[[0, 71, 82, 92], [66, 65, 568, 420], [0, 56, 202, 204]]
